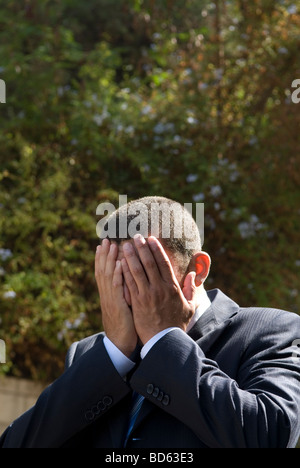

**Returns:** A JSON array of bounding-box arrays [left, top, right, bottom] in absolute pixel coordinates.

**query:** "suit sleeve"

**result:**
[[0, 338, 131, 448], [129, 312, 300, 448]]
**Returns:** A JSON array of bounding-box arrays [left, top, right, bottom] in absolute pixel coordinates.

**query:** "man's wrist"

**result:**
[[140, 328, 179, 359], [103, 336, 136, 378], [104, 328, 182, 374]]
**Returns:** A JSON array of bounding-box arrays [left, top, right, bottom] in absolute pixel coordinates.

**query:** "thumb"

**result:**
[[182, 271, 197, 302]]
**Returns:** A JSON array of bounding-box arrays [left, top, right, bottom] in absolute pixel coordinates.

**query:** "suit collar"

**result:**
[[188, 288, 240, 341]]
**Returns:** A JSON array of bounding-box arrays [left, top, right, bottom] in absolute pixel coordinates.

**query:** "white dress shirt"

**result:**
[[103, 290, 211, 378]]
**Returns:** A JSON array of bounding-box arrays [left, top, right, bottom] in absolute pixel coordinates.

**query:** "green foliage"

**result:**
[[0, 0, 300, 381]]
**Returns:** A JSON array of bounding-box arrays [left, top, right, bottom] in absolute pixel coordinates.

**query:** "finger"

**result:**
[[95, 245, 101, 277], [133, 234, 160, 284], [122, 241, 149, 292], [121, 258, 138, 297], [99, 238, 110, 274], [105, 243, 118, 277], [123, 281, 132, 306], [147, 236, 178, 283], [113, 261, 128, 307], [112, 260, 123, 288]]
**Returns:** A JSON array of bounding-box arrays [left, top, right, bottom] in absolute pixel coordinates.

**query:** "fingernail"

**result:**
[[148, 236, 157, 248], [123, 242, 133, 253], [134, 234, 146, 245]]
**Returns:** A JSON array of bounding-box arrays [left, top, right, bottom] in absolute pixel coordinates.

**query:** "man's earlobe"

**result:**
[[194, 252, 211, 287]]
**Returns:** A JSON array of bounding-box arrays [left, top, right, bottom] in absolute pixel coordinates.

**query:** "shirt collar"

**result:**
[[186, 289, 211, 333]]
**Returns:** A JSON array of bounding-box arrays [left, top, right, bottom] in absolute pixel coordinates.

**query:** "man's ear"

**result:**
[[193, 252, 211, 287]]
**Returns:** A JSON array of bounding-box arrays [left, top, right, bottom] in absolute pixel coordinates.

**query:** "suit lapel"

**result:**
[[195, 318, 234, 355], [188, 304, 215, 341], [188, 306, 233, 356], [188, 289, 240, 356], [188, 289, 240, 345]]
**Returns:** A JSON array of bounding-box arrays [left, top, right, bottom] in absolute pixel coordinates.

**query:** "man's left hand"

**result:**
[[121, 235, 197, 345]]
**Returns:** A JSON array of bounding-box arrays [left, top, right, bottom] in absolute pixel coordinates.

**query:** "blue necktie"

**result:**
[[124, 391, 144, 446]]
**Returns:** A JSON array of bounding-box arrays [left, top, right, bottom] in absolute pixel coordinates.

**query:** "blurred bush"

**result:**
[[0, 0, 300, 381]]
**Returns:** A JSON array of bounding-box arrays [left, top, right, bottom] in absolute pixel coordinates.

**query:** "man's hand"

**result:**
[[95, 239, 138, 357], [121, 235, 197, 345]]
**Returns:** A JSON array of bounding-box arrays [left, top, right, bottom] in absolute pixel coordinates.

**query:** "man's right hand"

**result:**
[[95, 239, 138, 357]]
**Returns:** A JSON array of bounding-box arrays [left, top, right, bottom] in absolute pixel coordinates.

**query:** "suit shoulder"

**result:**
[[233, 306, 300, 342], [65, 332, 105, 369], [238, 305, 300, 324]]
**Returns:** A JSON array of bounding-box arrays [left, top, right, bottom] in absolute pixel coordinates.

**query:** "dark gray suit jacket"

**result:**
[[1, 289, 300, 448]]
